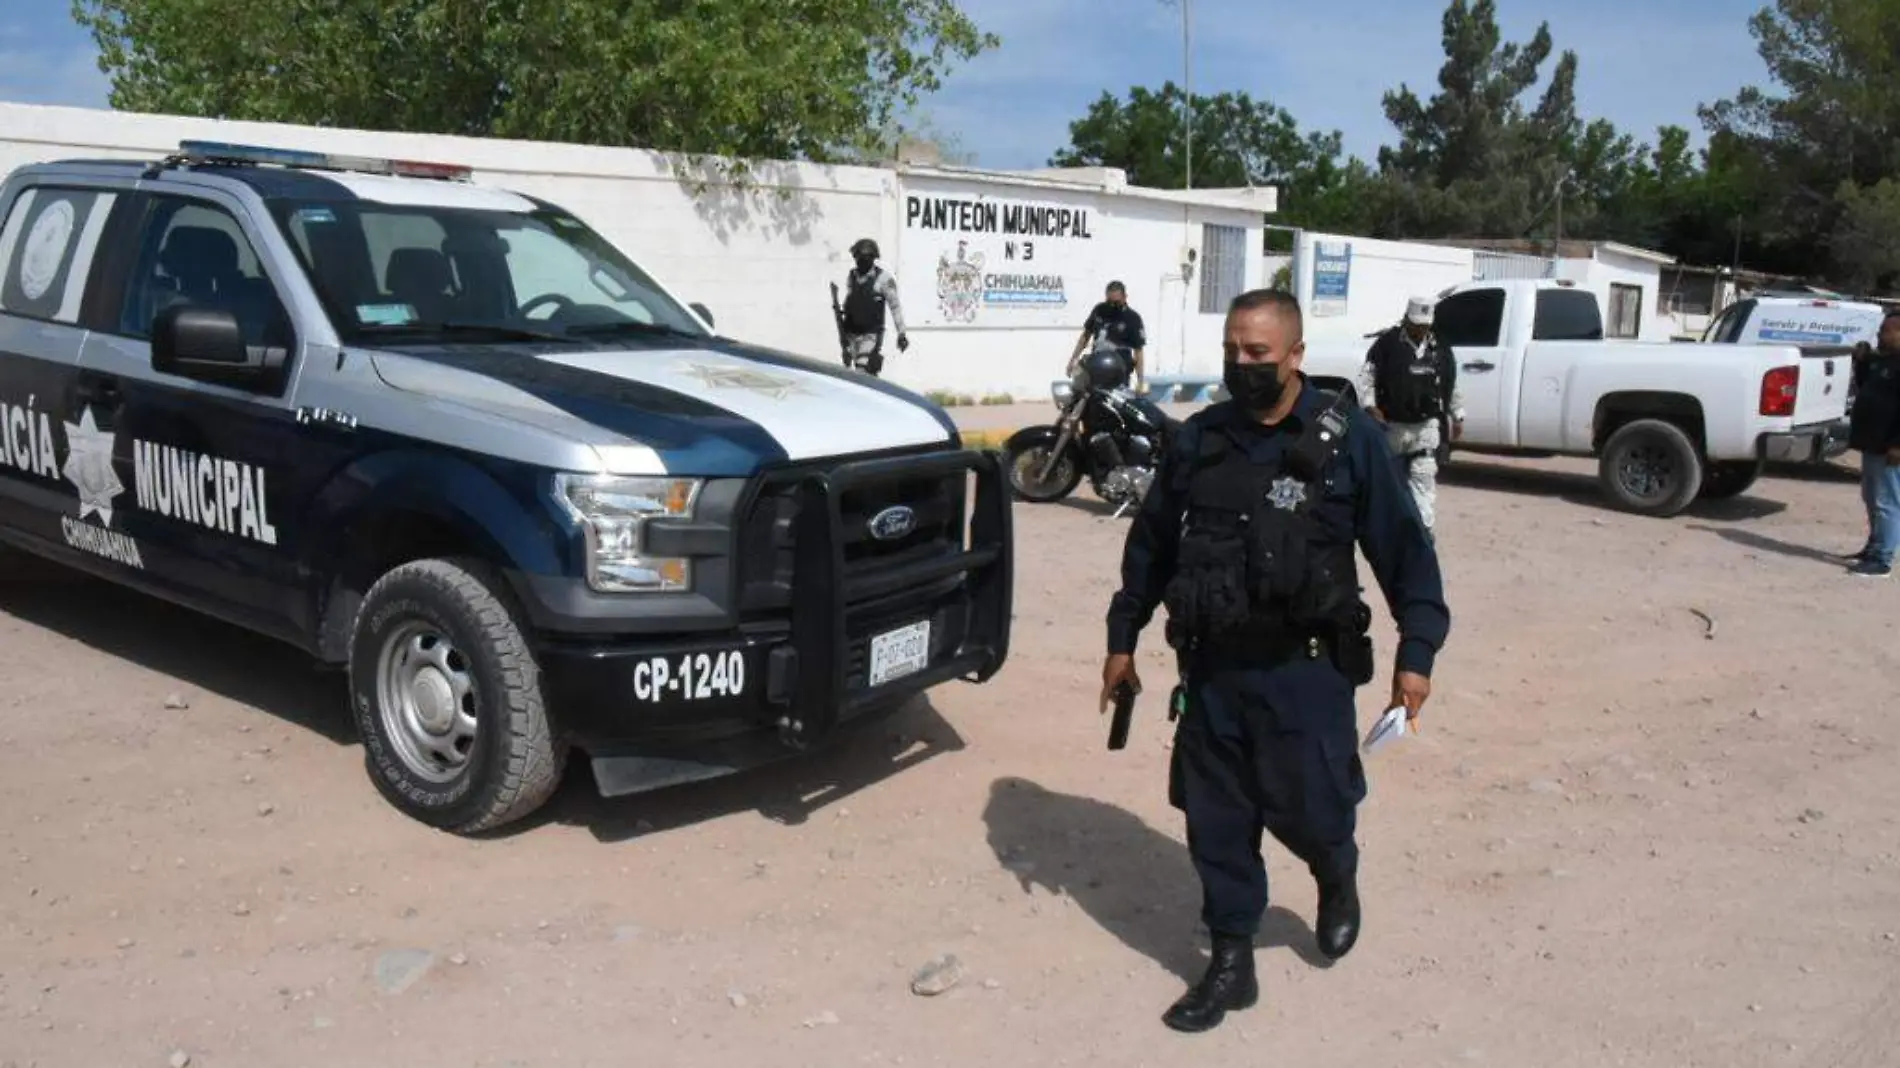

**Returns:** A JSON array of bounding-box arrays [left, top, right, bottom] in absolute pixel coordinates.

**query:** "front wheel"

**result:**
[[1002, 433, 1084, 502], [1599, 419, 1705, 517], [1697, 459, 1764, 500], [348, 557, 567, 834]]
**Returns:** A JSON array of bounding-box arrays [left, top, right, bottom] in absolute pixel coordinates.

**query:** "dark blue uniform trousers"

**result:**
[[1168, 653, 1367, 939]]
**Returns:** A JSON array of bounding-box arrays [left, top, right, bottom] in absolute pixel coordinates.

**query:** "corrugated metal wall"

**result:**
[[1473, 250, 1556, 281]]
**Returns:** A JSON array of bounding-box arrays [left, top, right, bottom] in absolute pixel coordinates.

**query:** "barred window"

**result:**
[[1198, 222, 1247, 314]]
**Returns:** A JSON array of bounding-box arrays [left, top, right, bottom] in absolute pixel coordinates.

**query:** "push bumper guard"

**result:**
[[565, 448, 1013, 797], [775, 447, 1013, 749]]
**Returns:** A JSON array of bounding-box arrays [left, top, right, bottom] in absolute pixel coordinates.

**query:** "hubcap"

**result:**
[[376, 621, 479, 784], [1617, 443, 1674, 502]]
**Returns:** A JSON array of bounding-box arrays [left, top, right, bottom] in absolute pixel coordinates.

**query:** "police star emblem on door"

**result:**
[[1266, 476, 1307, 512], [62, 406, 124, 525]]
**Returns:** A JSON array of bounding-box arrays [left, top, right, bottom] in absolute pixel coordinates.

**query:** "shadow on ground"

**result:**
[[534, 696, 967, 843], [981, 776, 1330, 983], [1687, 523, 1860, 567], [0, 551, 969, 842], [0, 550, 354, 743], [1054, 493, 1128, 520], [1441, 459, 1790, 521], [1764, 459, 1862, 485]]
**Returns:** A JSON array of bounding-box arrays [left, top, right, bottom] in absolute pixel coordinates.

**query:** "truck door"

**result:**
[[72, 188, 306, 640], [0, 181, 129, 563], [1432, 287, 1509, 445]]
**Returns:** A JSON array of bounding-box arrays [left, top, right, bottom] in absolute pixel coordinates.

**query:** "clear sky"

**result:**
[[0, 0, 1772, 168]]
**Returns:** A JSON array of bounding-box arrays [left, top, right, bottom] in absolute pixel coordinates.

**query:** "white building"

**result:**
[[1277, 231, 1682, 348], [0, 102, 1273, 402], [1457, 237, 1680, 342]]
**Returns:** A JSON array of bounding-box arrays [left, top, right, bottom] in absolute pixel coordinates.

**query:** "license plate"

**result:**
[[867, 620, 931, 687]]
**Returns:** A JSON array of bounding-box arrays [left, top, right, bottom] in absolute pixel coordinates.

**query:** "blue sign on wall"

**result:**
[[1311, 240, 1351, 316]]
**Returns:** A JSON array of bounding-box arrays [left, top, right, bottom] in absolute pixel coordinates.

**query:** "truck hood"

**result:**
[[366, 336, 959, 476]]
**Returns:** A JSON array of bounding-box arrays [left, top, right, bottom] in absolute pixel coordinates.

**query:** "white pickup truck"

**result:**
[[1299, 279, 1849, 516]]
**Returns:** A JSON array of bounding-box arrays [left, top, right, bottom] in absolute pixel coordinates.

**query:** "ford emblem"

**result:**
[[868, 505, 916, 541]]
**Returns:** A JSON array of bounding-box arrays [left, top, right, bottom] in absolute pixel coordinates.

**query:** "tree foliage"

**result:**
[[1049, 0, 1900, 291], [72, 0, 998, 163], [1700, 0, 1900, 282], [1046, 82, 1363, 230]]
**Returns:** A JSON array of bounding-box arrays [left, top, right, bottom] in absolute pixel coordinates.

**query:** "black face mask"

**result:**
[[1224, 361, 1286, 412], [854, 256, 874, 271]]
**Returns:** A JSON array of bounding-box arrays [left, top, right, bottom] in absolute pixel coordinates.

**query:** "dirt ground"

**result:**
[[3, 446, 1898, 1068]]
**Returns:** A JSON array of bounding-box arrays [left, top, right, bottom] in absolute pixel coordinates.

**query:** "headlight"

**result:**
[[552, 474, 702, 593], [1051, 380, 1075, 407]]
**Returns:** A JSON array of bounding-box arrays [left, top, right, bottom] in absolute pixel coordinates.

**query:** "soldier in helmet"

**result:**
[[834, 237, 909, 376]]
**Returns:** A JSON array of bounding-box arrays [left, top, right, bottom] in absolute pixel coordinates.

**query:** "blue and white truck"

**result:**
[[0, 140, 1013, 833]]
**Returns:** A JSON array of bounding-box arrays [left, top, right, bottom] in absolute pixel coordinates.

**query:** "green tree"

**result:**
[[1699, 0, 1900, 282], [1046, 81, 1370, 230], [72, 0, 999, 163], [1378, 0, 1555, 191], [1829, 177, 1900, 292]]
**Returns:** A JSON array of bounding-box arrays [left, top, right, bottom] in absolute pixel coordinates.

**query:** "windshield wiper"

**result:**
[[562, 320, 702, 341], [360, 321, 575, 343]]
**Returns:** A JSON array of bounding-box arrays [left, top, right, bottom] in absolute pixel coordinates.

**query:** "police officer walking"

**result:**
[[1099, 288, 1450, 1033], [1357, 296, 1463, 542], [834, 238, 910, 376]]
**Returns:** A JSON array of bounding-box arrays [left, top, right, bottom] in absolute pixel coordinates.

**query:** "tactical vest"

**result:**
[[1374, 328, 1447, 424], [1162, 393, 1369, 656], [842, 268, 886, 333]]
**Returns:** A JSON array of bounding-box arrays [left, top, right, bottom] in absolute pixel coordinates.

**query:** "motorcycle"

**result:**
[[1001, 344, 1177, 516]]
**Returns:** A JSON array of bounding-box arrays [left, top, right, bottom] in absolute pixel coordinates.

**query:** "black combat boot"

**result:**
[[1316, 877, 1361, 960], [1162, 932, 1258, 1033]]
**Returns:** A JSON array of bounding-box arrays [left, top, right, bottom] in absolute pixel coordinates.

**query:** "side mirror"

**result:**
[[690, 301, 715, 329], [151, 304, 287, 389]]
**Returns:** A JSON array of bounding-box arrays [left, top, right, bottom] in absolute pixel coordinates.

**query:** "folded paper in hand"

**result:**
[[1361, 706, 1408, 754]]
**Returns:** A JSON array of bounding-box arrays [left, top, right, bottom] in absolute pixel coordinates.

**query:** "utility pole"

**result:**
[[1182, 0, 1193, 191], [1550, 172, 1565, 275]]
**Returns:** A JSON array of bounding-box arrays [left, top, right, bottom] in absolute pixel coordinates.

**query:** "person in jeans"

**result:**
[[1846, 312, 1900, 578]]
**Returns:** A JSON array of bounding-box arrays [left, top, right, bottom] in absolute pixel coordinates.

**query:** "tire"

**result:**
[[1002, 435, 1083, 502], [1598, 419, 1705, 517], [1696, 459, 1763, 500], [347, 557, 566, 834]]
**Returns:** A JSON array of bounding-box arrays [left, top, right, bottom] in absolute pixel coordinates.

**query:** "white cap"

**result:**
[[1404, 297, 1434, 325]]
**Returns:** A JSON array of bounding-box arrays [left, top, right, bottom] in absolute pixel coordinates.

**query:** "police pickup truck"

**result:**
[[0, 141, 1012, 834]]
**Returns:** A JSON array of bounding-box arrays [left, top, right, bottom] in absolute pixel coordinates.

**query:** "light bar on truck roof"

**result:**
[[171, 140, 473, 182]]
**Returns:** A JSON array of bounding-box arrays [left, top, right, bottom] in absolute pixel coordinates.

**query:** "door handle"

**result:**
[[74, 375, 120, 410], [1463, 360, 1496, 372]]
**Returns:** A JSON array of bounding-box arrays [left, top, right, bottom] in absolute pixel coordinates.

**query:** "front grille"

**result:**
[[735, 459, 967, 615]]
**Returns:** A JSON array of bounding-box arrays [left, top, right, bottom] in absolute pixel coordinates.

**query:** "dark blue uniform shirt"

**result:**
[[1106, 373, 1452, 676]]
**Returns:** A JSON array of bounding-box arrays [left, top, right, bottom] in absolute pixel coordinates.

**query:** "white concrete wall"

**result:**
[[1291, 231, 1475, 345], [0, 102, 1265, 401], [891, 171, 1264, 396]]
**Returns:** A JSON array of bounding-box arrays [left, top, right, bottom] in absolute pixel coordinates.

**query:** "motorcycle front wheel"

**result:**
[[1003, 440, 1084, 502]]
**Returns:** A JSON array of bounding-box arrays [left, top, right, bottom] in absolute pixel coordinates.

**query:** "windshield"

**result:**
[[266, 199, 709, 344]]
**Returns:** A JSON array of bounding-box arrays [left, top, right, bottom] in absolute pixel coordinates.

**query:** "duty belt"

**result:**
[[1187, 624, 1331, 664]]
